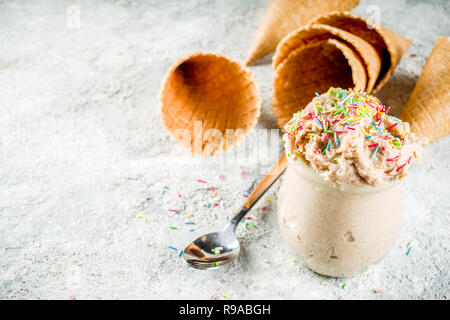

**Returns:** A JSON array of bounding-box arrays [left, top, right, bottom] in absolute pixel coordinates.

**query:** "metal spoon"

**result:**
[[183, 154, 287, 269]]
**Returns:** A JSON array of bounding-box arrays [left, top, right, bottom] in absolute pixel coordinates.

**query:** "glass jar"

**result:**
[[278, 155, 403, 277]]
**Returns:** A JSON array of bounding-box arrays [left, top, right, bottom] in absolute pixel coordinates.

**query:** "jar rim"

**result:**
[[287, 151, 401, 194]]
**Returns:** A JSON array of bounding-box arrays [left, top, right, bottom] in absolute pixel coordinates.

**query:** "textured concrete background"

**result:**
[[0, 0, 449, 299]]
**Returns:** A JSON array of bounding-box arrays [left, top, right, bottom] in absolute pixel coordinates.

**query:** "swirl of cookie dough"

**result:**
[[283, 87, 426, 186]]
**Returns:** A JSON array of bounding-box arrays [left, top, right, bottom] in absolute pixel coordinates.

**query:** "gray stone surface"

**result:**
[[0, 0, 449, 299]]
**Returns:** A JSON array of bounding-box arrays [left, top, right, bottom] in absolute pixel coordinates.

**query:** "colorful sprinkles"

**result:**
[[406, 240, 415, 256], [283, 87, 422, 184], [211, 246, 223, 255]]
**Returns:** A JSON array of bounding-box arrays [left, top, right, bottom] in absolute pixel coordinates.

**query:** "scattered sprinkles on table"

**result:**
[[406, 241, 415, 256], [283, 87, 425, 185], [137, 215, 147, 223], [163, 169, 266, 259]]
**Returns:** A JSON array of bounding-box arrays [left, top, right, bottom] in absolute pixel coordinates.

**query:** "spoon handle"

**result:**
[[226, 153, 288, 231]]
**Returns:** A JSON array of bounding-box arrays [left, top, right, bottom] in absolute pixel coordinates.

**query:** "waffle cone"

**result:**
[[245, 0, 360, 66], [273, 23, 381, 92], [400, 37, 450, 143], [272, 39, 367, 127], [159, 52, 261, 156], [309, 11, 411, 92]]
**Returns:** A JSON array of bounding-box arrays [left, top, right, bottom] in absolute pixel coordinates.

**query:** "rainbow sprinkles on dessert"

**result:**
[[283, 87, 426, 186]]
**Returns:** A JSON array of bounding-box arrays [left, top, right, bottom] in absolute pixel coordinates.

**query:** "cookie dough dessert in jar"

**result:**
[[278, 88, 425, 277]]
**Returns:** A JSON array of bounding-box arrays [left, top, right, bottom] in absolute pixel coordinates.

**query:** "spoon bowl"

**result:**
[[183, 229, 240, 269]]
